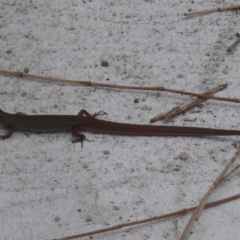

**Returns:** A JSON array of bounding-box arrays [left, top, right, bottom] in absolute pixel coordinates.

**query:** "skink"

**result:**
[[1, 109, 240, 145]]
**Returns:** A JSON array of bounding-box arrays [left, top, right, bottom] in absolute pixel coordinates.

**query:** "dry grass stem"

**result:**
[[227, 34, 240, 52], [0, 69, 239, 103], [222, 163, 240, 182], [180, 149, 240, 240], [150, 84, 227, 123], [184, 4, 240, 17], [52, 193, 240, 240]]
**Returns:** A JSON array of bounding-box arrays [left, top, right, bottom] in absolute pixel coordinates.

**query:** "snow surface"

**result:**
[[0, 1, 240, 240]]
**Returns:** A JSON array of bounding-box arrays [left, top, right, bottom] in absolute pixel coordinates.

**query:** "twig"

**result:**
[[221, 163, 240, 182], [150, 106, 180, 123], [52, 193, 240, 240], [150, 83, 227, 123], [184, 4, 240, 17], [180, 149, 240, 240], [227, 33, 240, 52], [0, 69, 239, 103]]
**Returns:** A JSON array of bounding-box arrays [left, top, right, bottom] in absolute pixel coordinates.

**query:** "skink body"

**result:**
[[1, 109, 240, 143]]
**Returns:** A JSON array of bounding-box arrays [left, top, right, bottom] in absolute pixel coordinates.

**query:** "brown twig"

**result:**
[[222, 163, 240, 182], [0, 69, 239, 103], [227, 33, 240, 52], [184, 4, 240, 17], [150, 83, 228, 123], [52, 193, 240, 240], [180, 149, 240, 240]]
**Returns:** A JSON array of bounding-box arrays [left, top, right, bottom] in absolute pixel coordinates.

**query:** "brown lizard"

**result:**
[[0, 109, 240, 146]]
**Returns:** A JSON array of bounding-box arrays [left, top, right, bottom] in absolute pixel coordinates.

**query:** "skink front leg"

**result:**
[[0, 111, 26, 140], [0, 127, 14, 140]]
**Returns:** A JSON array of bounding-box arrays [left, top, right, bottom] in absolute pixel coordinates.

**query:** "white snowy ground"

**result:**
[[0, 1, 240, 240]]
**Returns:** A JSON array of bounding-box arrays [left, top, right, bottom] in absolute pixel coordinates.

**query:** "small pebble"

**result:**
[[86, 215, 92, 222], [21, 92, 27, 97], [222, 68, 229, 74], [24, 67, 30, 73], [101, 60, 109, 67], [134, 98, 139, 103], [103, 150, 110, 155], [54, 216, 60, 222], [177, 73, 184, 78], [113, 206, 120, 210], [82, 162, 89, 168], [179, 152, 188, 161], [6, 49, 12, 54]]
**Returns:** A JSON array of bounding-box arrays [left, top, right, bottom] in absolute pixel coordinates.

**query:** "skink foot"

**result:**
[[72, 136, 90, 148]]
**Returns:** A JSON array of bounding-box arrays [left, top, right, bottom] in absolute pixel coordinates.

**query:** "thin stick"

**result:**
[[150, 83, 227, 123], [180, 149, 240, 240], [222, 163, 240, 182], [52, 193, 240, 240], [184, 4, 240, 17], [0, 69, 239, 103], [227, 33, 240, 52]]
